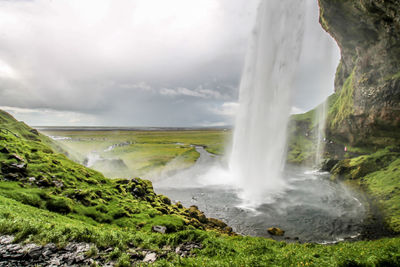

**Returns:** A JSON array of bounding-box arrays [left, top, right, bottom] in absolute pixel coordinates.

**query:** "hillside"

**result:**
[[1, 112, 400, 266]]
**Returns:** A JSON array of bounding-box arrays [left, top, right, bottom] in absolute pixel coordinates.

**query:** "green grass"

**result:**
[[331, 147, 400, 232], [1, 195, 400, 266], [362, 158, 400, 232], [2, 110, 400, 266], [41, 129, 230, 178]]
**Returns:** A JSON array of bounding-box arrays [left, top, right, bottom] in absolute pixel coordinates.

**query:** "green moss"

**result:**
[[362, 158, 400, 232], [393, 71, 400, 80], [331, 147, 400, 232], [329, 68, 356, 127]]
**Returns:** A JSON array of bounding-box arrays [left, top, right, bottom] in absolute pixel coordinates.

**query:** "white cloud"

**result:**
[[0, 59, 18, 79], [160, 87, 225, 99], [290, 106, 305, 114], [0, 106, 99, 126], [210, 102, 238, 116]]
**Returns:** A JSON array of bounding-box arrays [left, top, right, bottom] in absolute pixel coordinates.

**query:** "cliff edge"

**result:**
[[319, 0, 400, 148]]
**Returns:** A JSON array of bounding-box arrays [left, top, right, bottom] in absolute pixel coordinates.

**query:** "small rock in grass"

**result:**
[[9, 154, 24, 162], [143, 252, 157, 263], [152, 225, 167, 234]]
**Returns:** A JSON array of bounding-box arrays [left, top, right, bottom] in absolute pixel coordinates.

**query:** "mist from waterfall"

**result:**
[[229, 0, 306, 205]]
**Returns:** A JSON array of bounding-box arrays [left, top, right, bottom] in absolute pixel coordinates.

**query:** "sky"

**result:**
[[0, 0, 340, 127]]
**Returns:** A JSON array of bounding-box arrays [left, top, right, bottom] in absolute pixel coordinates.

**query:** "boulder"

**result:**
[[267, 227, 285, 236], [321, 159, 339, 172]]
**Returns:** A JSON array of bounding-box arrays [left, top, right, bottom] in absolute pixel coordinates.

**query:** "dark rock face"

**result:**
[[319, 0, 400, 147], [320, 158, 339, 172]]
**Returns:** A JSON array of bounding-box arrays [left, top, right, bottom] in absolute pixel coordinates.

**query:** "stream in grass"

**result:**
[[153, 147, 367, 243]]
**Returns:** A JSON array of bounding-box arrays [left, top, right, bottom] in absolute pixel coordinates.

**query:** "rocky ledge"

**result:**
[[0, 235, 202, 266]]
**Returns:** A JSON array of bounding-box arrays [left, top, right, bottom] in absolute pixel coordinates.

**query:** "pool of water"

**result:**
[[153, 147, 366, 243]]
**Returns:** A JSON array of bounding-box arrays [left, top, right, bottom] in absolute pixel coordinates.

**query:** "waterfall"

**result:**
[[314, 101, 327, 167], [229, 0, 306, 205]]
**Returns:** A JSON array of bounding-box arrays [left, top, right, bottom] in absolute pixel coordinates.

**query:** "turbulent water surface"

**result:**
[[154, 147, 366, 243]]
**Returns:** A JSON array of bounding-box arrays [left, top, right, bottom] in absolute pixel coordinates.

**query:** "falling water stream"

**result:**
[[153, 0, 367, 242], [229, 0, 305, 205]]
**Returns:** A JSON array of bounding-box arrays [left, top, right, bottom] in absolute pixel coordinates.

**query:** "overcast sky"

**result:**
[[0, 0, 339, 127]]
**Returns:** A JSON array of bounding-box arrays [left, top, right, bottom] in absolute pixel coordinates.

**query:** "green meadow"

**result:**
[[40, 129, 230, 179]]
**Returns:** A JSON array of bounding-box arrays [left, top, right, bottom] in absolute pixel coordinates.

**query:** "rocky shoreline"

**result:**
[[0, 235, 202, 267]]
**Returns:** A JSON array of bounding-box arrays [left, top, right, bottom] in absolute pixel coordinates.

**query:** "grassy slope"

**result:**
[[287, 94, 338, 164], [331, 147, 400, 232], [1, 110, 400, 266], [287, 109, 316, 164]]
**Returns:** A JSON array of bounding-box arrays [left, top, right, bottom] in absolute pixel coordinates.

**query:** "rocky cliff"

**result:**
[[318, 0, 400, 148]]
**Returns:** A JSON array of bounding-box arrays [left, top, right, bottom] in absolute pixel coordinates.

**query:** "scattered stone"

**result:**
[[53, 180, 64, 188], [143, 252, 157, 263], [30, 129, 39, 136], [9, 154, 24, 162], [0, 236, 14, 245], [267, 227, 285, 236], [23, 243, 43, 258], [175, 242, 202, 257], [152, 225, 167, 234], [0, 235, 205, 266]]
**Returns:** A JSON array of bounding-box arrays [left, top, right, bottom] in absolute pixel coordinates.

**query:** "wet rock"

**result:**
[[152, 225, 167, 234], [208, 217, 228, 228], [268, 227, 285, 236], [188, 205, 208, 223], [321, 159, 340, 172]]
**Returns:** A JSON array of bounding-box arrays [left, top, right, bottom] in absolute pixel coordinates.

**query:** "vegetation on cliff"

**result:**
[[318, 0, 400, 147]]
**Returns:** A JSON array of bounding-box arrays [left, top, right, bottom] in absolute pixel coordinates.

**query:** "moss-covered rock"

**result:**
[[329, 147, 400, 233]]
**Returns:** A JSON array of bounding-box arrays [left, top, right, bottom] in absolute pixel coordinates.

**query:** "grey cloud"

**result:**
[[0, 0, 339, 126]]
